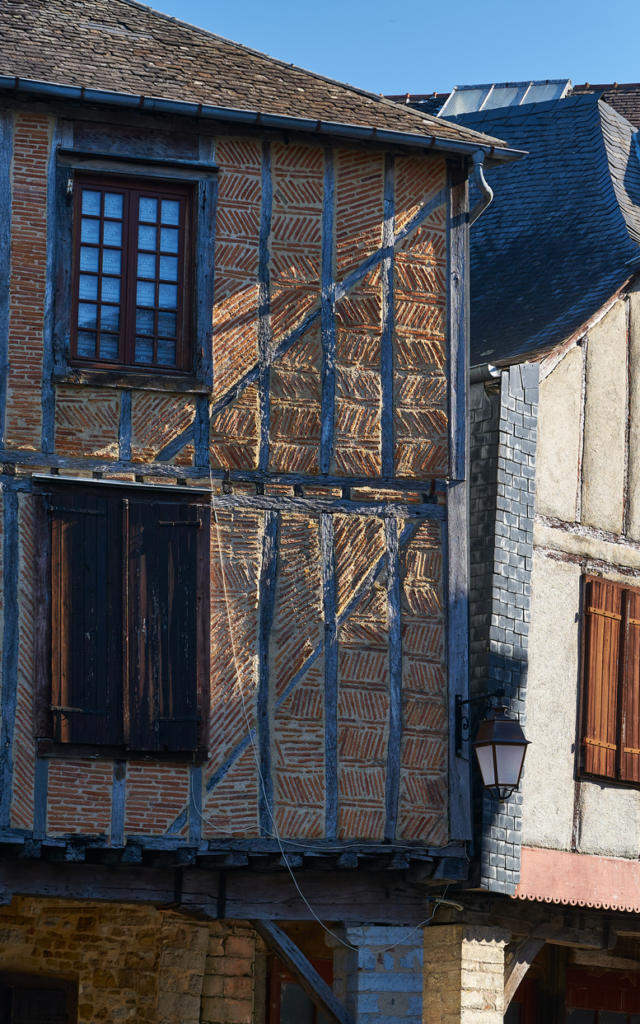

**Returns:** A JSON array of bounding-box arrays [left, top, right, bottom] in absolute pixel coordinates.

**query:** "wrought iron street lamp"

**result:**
[[455, 691, 530, 801]]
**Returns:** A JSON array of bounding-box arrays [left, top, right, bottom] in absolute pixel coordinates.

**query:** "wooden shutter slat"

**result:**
[[50, 490, 122, 746], [127, 500, 205, 752], [582, 578, 621, 779], [620, 589, 640, 783]]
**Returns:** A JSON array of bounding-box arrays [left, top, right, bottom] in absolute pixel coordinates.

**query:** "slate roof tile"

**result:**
[[448, 94, 640, 364]]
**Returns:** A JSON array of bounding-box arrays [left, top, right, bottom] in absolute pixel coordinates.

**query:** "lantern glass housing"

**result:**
[[472, 707, 529, 801]]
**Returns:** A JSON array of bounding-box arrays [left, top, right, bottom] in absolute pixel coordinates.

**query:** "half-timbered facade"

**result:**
[[0, 2, 522, 1022]]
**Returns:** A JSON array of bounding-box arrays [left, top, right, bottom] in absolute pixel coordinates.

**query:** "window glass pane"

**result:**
[[135, 337, 154, 363], [158, 283, 177, 309], [98, 334, 119, 360], [158, 312, 177, 337], [80, 246, 99, 272], [280, 982, 314, 1024], [79, 274, 98, 301], [81, 190, 101, 215], [161, 199, 180, 225], [102, 250, 121, 275], [104, 193, 123, 218], [77, 331, 97, 358], [138, 224, 157, 250], [101, 277, 121, 303], [159, 255, 178, 281], [100, 305, 120, 331], [139, 197, 158, 222], [81, 218, 100, 244], [78, 303, 98, 329], [160, 227, 179, 253], [103, 220, 122, 246], [137, 253, 156, 278], [157, 339, 176, 366], [136, 280, 155, 306], [136, 308, 155, 334]]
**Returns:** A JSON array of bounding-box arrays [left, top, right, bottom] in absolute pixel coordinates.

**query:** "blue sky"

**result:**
[[149, 0, 639, 97]]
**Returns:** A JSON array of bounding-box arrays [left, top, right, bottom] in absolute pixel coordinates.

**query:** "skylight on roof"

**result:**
[[440, 80, 571, 116]]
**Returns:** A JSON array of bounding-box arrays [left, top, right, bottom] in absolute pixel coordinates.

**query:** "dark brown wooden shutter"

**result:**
[[125, 499, 208, 751], [581, 577, 622, 779], [620, 587, 640, 783], [49, 490, 122, 745]]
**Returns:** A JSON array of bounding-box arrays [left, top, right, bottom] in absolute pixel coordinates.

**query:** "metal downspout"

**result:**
[[469, 150, 494, 226]]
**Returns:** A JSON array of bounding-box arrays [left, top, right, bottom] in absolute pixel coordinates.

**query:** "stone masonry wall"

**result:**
[[331, 925, 423, 1024], [469, 363, 539, 894], [423, 924, 510, 1024]]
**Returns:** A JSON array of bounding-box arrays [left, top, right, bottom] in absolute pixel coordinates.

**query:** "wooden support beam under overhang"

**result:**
[[252, 919, 354, 1024]]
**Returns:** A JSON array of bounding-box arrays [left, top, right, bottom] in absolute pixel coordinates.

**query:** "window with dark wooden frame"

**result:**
[[71, 175, 193, 372], [580, 576, 640, 784], [0, 973, 76, 1024], [268, 957, 333, 1024], [40, 484, 210, 756]]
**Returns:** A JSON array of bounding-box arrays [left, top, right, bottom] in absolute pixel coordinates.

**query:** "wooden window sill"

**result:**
[[54, 366, 211, 394]]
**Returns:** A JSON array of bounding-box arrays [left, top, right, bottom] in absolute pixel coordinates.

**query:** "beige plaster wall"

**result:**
[[581, 300, 627, 534], [536, 344, 582, 522], [521, 553, 579, 851], [627, 284, 640, 540]]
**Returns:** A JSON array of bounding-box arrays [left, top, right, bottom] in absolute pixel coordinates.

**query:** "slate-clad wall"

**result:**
[[469, 364, 538, 894], [0, 103, 458, 849]]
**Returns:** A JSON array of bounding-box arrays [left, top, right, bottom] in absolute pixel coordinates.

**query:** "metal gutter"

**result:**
[[0, 75, 525, 164], [468, 151, 494, 225]]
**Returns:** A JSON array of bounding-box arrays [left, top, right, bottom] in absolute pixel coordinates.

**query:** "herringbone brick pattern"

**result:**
[[131, 392, 195, 464], [54, 386, 120, 459], [204, 510, 261, 834], [394, 155, 446, 237], [10, 495, 35, 829], [334, 269, 382, 476], [269, 143, 323, 344], [210, 385, 260, 470], [272, 514, 325, 836], [5, 113, 49, 451], [269, 324, 322, 473], [335, 150, 384, 281], [47, 760, 112, 835], [337, 515, 389, 838], [397, 522, 447, 842], [124, 763, 189, 836], [394, 212, 448, 477], [213, 138, 261, 402]]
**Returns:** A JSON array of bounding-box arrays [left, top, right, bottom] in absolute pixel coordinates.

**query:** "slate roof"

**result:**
[[0, 0, 514, 158], [573, 83, 640, 130], [447, 94, 640, 364]]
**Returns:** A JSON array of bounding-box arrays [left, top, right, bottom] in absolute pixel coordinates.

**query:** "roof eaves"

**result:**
[[0, 75, 525, 162]]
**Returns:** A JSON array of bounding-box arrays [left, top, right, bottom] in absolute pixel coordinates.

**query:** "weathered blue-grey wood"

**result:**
[[0, 483, 19, 828], [196, 136, 217, 390], [0, 112, 13, 448], [110, 762, 126, 848], [253, 920, 354, 1024], [194, 394, 210, 470], [384, 517, 402, 841], [33, 758, 48, 842], [189, 764, 203, 845], [321, 513, 338, 837], [210, 491, 445, 520], [257, 510, 279, 835], [118, 390, 132, 462], [258, 141, 273, 473], [446, 168, 472, 841], [447, 169, 468, 484], [156, 424, 195, 462], [320, 149, 336, 475], [205, 732, 255, 794], [381, 155, 396, 477]]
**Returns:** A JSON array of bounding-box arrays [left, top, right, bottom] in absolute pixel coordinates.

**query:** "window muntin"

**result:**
[[71, 176, 191, 372]]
